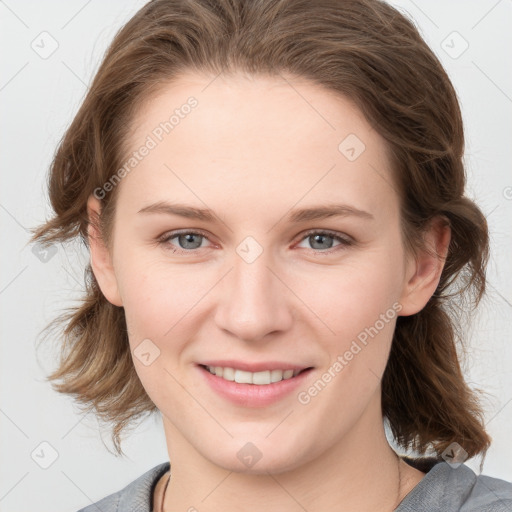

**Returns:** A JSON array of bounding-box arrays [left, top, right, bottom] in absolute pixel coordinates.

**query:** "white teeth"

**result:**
[[205, 366, 303, 385], [235, 369, 253, 384], [283, 369, 294, 379], [222, 367, 235, 381], [253, 370, 271, 385], [270, 369, 283, 383]]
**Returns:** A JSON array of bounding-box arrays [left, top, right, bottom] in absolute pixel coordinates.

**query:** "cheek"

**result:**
[[288, 248, 405, 404], [116, 252, 201, 334], [292, 257, 403, 341], [292, 263, 403, 426], [116, 259, 207, 402], [115, 255, 223, 381]]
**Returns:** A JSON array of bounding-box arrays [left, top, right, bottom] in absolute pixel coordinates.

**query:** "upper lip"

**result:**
[[198, 360, 313, 372]]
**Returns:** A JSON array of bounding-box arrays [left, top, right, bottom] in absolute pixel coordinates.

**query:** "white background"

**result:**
[[0, 1, 511, 510]]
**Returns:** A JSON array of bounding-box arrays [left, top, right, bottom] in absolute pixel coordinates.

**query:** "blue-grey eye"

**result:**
[[174, 233, 204, 250], [296, 231, 348, 251], [308, 233, 336, 250]]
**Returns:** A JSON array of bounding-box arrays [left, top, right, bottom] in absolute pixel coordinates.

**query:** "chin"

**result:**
[[213, 450, 306, 475], [197, 434, 317, 476]]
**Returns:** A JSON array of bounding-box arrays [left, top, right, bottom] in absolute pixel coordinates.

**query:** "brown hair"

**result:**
[[31, 0, 492, 462]]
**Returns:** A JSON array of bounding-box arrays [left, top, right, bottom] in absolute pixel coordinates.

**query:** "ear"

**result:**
[[87, 195, 123, 307], [398, 216, 451, 316]]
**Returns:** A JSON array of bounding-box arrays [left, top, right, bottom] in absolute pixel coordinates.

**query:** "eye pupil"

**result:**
[[310, 234, 334, 250], [179, 233, 203, 249]]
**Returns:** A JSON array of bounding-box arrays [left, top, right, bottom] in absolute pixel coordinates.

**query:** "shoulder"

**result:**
[[397, 458, 512, 512], [76, 461, 171, 512], [460, 471, 512, 512]]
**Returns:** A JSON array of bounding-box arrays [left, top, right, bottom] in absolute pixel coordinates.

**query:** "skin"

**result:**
[[87, 72, 450, 511]]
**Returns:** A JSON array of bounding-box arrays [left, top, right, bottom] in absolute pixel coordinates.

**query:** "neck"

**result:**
[[161, 393, 422, 512]]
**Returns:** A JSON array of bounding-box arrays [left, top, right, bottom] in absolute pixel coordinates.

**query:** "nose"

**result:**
[[213, 250, 294, 342]]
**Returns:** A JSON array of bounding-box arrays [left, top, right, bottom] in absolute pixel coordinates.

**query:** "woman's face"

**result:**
[[89, 73, 442, 473]]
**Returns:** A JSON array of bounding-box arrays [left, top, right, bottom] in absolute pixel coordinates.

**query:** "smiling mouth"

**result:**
[[199, 364, 313, 385]]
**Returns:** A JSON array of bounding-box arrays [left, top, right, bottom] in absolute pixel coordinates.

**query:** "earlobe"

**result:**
[[87, 195, 123, 307], [398, 217, 451, 316]]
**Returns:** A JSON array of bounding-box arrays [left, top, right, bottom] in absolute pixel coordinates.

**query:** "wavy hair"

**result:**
[[31, 0, 492, 463]]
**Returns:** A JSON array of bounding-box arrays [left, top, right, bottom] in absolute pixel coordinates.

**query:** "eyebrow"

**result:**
[[137, 201, 374, 223]]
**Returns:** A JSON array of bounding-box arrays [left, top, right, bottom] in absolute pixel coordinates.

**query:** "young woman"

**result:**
[[30, 0, 512, 510]]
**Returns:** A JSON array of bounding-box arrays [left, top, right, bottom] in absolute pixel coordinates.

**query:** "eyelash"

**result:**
[[156, 229, 354, 255]]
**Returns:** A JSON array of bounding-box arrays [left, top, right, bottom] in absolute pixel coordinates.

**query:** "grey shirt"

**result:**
[[77, 457, 512, 511]]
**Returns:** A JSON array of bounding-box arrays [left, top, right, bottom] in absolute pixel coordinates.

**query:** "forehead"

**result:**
[[128, 71, 381, 154], [118, 72, 399, 221]]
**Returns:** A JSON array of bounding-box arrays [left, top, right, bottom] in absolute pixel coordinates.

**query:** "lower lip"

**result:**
[[197, 365, 313, 407]]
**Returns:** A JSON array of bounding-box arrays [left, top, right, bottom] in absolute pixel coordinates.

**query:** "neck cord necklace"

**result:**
[[160, 471, 171, 512], [160, 454, 404, 512]]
